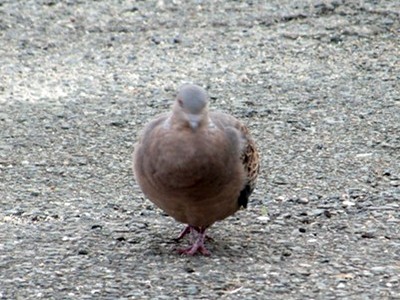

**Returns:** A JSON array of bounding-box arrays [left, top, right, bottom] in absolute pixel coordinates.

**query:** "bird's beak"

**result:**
[[188, 114, 201, 131]]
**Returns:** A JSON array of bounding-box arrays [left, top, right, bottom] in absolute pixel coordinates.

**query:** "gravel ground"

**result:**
[[1, 0, 400, 299]]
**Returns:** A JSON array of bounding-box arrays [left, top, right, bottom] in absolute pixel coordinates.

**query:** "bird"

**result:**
[[133, 84, 259, 255]]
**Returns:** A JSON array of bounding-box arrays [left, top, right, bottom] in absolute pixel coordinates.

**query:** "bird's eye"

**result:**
[[178, 98, 183, 107]]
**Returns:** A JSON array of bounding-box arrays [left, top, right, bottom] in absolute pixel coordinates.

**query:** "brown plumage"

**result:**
[[133, 84, 260, 255]]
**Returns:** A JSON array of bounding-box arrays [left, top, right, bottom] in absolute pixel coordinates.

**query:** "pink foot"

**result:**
[[176, 227, 211, 256], [177, 244, 211, 256]]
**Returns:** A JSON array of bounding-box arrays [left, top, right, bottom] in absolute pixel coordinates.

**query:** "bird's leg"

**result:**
[[174, 225, 199, 244], [177, 226, 211, 256], [190, 226, 214, 242], [174, 225, 192, 241]]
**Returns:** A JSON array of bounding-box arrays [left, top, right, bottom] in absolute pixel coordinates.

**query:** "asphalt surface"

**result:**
[[1, 0, 399, 299]]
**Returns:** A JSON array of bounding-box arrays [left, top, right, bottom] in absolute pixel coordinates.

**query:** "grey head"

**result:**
[[175, 84, 209, 130]]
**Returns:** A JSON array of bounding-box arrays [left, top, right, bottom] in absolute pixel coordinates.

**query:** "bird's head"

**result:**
[[173, 84, 209, 131]]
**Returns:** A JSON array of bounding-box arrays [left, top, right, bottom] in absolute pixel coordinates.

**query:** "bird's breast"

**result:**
[[148, 132, 233, 192]]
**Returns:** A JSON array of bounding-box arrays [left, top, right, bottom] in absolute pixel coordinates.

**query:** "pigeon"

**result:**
[[133, 84, 259, 255]]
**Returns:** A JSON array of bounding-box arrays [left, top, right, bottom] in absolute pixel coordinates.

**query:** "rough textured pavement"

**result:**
[[1, 0, 399, 299]]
